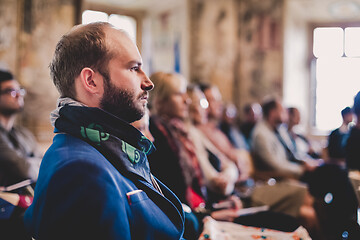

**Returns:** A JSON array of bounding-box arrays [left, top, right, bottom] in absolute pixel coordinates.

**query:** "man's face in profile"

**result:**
[[99, 28, 153, 123]]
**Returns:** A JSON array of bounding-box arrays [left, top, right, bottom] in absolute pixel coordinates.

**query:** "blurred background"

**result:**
[[1, 0, 360, 150]]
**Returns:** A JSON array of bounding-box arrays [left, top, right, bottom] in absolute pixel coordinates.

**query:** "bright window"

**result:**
[[82, 10, 137, 42], [313, 27, 360, 132]]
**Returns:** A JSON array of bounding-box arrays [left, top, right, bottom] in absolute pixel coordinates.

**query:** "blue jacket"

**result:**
[[24, 133, 185, 239]]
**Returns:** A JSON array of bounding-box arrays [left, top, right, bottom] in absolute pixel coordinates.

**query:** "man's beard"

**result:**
[[99, 75, 145, 123], [0, 106, 23, 117]]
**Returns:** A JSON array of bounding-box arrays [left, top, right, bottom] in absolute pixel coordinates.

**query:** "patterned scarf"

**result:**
[[165, 118, 207, 208], [51, 99, 156, 185]]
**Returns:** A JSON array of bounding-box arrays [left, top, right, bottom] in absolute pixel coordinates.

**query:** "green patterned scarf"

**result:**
[[53, 104, 155, 184]]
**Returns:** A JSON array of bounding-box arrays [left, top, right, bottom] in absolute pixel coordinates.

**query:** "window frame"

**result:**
[[308, 21, 360, 135]]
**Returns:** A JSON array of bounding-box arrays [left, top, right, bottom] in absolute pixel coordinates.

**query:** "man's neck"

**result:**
[[0, 114, 16, 131]]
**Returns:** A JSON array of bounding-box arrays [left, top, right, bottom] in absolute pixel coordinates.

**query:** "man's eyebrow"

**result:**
[[128, 61, 142, 67]]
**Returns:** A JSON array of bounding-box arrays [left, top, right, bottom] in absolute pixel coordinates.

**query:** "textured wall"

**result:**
[[0, 0, 76, 148], [0, 0, 18, 71], [235, 0, 284, 111], [189, 0, 237, 103], [189, 0, 284, 114]]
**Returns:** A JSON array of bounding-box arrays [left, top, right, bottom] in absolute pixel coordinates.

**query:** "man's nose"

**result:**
[[141, 73, 154, 91]]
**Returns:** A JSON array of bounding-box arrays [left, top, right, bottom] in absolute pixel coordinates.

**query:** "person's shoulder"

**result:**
[[50, 133, 98, 151], [43, 133, 106, 168], [38, 134, 122, 189], [329, 128, 340, 136], [252, 120, 267, 135]]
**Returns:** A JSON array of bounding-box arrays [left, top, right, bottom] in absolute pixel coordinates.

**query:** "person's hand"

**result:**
[[228, 195, 243, 210], [303, 159, 318, 172], [210, 195, 243, 221]]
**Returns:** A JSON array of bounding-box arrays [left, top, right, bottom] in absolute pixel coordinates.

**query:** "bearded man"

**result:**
[[24, 22, 185, 240]]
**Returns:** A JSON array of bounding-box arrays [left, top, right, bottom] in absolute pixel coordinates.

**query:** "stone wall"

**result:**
[[0, 0, 76, 149], [0, 0, 18, 72], [189, 0, 237, 103], [189, 0, 284, 117]]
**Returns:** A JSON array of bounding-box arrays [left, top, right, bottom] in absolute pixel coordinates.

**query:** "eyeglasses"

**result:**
[[0, 88, 26, 97]]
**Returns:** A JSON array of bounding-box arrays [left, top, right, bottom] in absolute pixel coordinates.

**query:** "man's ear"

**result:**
[[79, 67, 103, 94]]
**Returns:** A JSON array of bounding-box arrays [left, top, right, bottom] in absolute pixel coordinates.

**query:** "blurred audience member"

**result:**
[[251, 98, 316, 179], [148, 72, 207, 210], [198, 83, 252, 182], [0, 70, 42, 187], [278, 107, 321, 164], [250, 98, 322, 237], [346, 92, 360, 171], [240, 102, 262, 144], [328, 106, 353, 165], [187, 85, 239, 202], [0, 69, 40, 239], [219, 103, 249, 151]]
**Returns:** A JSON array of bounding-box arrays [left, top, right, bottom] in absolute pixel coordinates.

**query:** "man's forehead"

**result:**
[[105, 28, 140, 57], [105, 28, 142, 65], [1, 79, 19, 87]]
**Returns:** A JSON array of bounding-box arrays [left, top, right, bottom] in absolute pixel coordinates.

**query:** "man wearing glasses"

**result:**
[[0, 70, 42, 186], [0, 69, 42, 239]]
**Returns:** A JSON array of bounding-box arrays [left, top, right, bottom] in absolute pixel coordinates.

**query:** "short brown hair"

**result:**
[[50, 22, 113, 98]]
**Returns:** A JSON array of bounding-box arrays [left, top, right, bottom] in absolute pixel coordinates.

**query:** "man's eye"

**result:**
[[131, 66, 139, 71]]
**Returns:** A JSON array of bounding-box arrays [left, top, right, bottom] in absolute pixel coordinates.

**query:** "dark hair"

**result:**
[[262, 99, 278, 119], [287, 107, 297, 116], [341, 106, 352, 117], [0, 70, 14, 82], [50, 22, 114, 98], [0, 70, 14, 91], [198, 82, 211, 93], [243, 104, 252, 114], [353, 91, 360, 116]]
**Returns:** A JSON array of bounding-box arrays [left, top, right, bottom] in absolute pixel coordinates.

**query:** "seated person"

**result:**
[[0, 70, 42, 187], [346, 92, 360, 171], [328, 106, 353, 165], [0, 69, 41, 239], [198, 83, 253, 182], [148, 72, 206, 210], [187, 85, 239, 202], [219, 103, 249, 151], [240, 102, 262, 145], [250, 98, 321, 234], [278, 107, 322, 163], [251, 98, 315, 179]]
